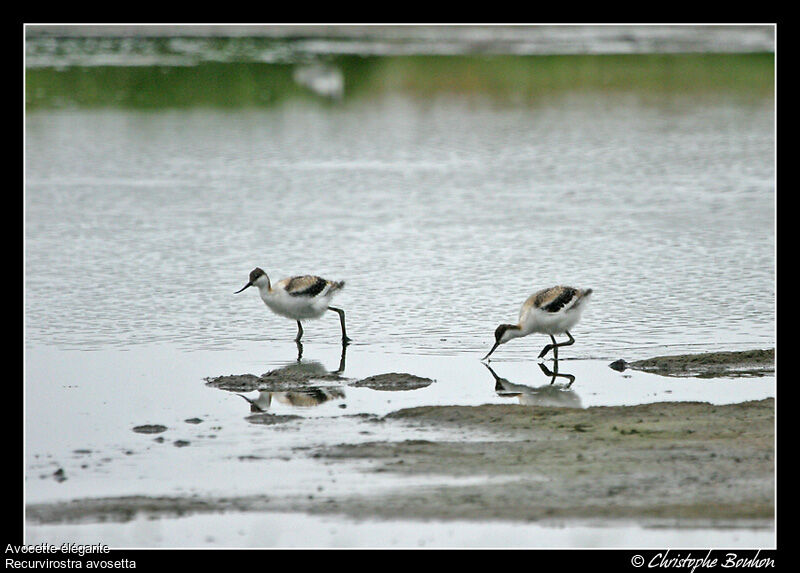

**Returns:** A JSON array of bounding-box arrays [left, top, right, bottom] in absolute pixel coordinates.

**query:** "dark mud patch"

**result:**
[[260, 365, 343, 387], [132, 424, 167, 434], [206, 362, 344, 393], [313, 399, 774, 522], [26, 495, 274, 525], [207, 369, 433, 393], [348, 373, 434, 391], [245, 413, 302, 425], [205, 374, 263, 392], [616, 348, 775, 378]]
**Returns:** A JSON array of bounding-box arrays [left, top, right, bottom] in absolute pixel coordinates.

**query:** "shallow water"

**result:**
[[24, 28, 775, 548], [25, 343, 775, 503], [26, 511, 775, 549], [25, 94, 774, 357], [25, 342, 775, 547]]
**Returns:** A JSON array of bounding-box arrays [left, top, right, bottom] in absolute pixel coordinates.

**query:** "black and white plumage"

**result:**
[[235, 267, 351, 343], [482, 285, 593, 360], [237, 387, 346, 412]]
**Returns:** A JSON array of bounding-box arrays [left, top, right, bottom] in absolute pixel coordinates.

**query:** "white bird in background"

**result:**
[[235, 267, 351, 344], [482, 285, 593, 361]]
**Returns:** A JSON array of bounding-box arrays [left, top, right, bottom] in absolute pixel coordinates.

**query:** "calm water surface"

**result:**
[[26, 93, 774, 357]]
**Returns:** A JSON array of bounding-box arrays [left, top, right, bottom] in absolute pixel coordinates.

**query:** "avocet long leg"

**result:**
[[328, 306, 351, 344], [538, 331, 576, 359]]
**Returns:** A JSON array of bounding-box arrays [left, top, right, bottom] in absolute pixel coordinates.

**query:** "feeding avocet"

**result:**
[[482, 285, 593, 360]]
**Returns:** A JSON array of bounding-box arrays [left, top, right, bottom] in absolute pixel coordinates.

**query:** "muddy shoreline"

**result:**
[[311, 398, 773, 523], [28, 349, 775, 528], [28, 397, 774, 526], [611, 348, 775, 378]]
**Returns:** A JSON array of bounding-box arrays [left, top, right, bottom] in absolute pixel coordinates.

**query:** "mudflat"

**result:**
[[308, 397, 774, 523], [28, 397, 774, 526], [616, 349, 775, 378]]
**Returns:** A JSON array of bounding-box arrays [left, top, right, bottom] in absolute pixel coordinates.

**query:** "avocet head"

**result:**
[[482, 324, 519, 360], [234, 267, 269, 294]]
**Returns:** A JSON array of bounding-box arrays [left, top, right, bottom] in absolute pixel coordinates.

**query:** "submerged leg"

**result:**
[[328, 306, 351, 344], [295, 320, 304, 343], [334, 341, 347, 374], [538, 331, 575, 359]]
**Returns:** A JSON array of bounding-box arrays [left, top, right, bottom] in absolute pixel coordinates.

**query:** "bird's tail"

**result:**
[[329, 280, 346, 293], [574, 288, 593, 307]]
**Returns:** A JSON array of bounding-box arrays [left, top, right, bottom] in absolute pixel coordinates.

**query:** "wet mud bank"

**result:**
[[311, 398, 774, 523], [205, 367, 434, 393], [28, 398, 774, 527], [610, 348, 774, 378], [27, 352, 774, 528], [26, 495, 278, 525]]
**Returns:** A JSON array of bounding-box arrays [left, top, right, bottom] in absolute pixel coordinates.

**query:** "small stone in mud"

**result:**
[[73, 449, 92, 455], [608, 359, 628, 372], [184, 418, 203, 424], [349, 373, 434, 391], [173, 440, 191, 447], [53, 468, 67, 483], [153, 437, 165, 443], [132, 424, 167, 434]]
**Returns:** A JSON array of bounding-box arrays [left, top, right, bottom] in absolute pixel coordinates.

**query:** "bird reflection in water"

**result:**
[[238, 344, 348, 413], [483, 363, 581, 408], [238, 386, 345, 412], [294, 340, 347, 373], [537, 360, 575, 388]]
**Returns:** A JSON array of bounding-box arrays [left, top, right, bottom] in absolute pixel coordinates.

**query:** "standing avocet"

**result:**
[[482, 286, 593, 360], [235, 267, 351, 344]]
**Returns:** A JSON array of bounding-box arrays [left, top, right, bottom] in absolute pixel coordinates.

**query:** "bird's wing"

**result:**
[[523, 286, 582, 315], [278, 275, 330, 297], [281, 387, 343, 406]]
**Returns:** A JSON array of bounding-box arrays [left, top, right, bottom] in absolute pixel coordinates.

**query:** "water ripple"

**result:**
[[25, 95, 775, 358]]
